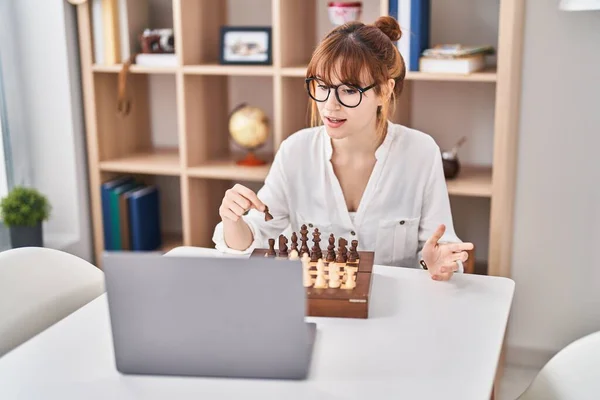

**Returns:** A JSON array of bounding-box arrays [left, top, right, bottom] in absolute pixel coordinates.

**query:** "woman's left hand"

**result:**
[[422, 224, 474, 281]]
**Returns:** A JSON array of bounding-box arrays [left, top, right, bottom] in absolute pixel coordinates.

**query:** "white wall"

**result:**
[[506, 2, 600, 364], [0, 1, 92, 262]]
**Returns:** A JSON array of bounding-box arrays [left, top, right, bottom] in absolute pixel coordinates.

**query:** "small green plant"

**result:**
[[0, 186, 51, 227]]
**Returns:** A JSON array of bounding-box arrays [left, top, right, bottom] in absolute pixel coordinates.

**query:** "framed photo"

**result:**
[[220, 26, 272, 65]]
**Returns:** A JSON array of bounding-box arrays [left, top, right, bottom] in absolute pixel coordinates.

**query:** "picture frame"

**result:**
[[219, 26, 272, 65]]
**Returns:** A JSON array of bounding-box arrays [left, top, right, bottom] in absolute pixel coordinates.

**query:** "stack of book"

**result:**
[[419, 44, 495, 74], [101, 176, 162, 251]]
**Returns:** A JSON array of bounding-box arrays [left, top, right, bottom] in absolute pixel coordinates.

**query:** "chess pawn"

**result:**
[[291, 232, 299, 253], [342, 267, 357, 290], [289, 249, 299, 260], [267, 238, 276, 256], [328, 262, 341, 289], [313, 259, 328, 289], [302, 253, 312, 287], [350, 239, 359, 259]]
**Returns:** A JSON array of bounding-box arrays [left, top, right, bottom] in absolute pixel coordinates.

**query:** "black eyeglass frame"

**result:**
[[304, 77, 377, 108]]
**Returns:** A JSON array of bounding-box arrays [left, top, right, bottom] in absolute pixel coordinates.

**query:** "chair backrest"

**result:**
[[0, 247, 105, 357], [518, 330, 600, 399]]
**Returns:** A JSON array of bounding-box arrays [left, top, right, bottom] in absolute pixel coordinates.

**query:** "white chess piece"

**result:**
[[313, 259, 328, 289], [289, 249, 299, 260], [302, 253, 312, 287], [328, 262, 341, 288], [342, 267, 356, 289]]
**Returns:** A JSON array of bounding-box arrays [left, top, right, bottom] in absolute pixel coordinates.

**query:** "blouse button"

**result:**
[[350, 231, 356, 236], [399, 220, 405, 225], [308, 223, 314, 228]]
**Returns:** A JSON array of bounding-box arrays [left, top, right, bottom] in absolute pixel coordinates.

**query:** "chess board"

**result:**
[[250, 248, 375, 319]]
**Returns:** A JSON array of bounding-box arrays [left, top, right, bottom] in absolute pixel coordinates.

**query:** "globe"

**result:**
[[229, 103, 270, 166]]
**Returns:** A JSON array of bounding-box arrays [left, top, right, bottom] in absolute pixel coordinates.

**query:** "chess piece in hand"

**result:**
[[421, 224, 474, 281], [219, 184, 266, 222]]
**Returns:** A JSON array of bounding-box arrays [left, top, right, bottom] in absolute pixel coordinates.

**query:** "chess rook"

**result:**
[[267, 238, 276, 256]]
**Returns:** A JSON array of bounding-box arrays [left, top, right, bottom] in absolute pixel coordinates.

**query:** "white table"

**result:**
[[0, 247, 515, 400]]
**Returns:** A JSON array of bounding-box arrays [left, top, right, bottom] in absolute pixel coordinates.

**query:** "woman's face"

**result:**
[[315, 75, 381, 141]]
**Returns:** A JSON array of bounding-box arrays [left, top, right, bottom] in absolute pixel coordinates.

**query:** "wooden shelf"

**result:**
[[99, 148, 181, 176], [446, 166, 492, 198], [187, 158, 271, 182], [282, 66, 497, 82], [92, 64, 178, 74], [183, 64, 274, 76]]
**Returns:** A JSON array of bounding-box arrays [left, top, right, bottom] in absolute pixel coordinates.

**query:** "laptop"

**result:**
[[102, 251, 317, 380]]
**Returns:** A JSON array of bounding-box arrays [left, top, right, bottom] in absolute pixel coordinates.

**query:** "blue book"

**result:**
[[100, 176, 133, 250], [127, 185, 162, 251], [389, 0, 430, 71]]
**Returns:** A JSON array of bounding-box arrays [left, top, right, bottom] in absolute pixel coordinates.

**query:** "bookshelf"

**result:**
[[72, 0, 524, 280]]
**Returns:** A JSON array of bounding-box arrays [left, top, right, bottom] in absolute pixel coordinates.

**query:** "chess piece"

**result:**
[[267, 238, 276, 256], [311, 228, 322, 262], [338, 237, 348, 262], [326, 234, 336, 262], [328, 262, 341, 288], [342, 267, 356, 289], [302, 253, 312, 287], [313, 259, 328, 289], [291, 232, 299, 253], [278, 234, 288, 257], [351, 239, 359, 257], [336, 243, 346, 263], [289, 249, 299, 260], [300, 224, 310, 256], [264, 205, 273, 221], [347, 248, 357, 263]]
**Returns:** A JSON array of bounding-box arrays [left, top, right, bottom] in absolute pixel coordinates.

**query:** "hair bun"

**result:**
[[374, 16, 402, 42]]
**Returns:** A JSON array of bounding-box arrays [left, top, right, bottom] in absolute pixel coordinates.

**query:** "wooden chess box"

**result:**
[[250, 249, 375, 319]]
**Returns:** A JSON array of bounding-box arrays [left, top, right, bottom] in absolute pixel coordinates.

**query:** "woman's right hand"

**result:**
[[219, 184, 266, 223]]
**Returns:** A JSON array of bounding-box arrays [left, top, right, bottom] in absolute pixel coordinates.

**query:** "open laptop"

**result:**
[[102, 252, 317, 380]]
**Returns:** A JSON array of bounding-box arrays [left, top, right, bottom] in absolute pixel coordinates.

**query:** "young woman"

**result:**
[[213, 16, 473, 281]]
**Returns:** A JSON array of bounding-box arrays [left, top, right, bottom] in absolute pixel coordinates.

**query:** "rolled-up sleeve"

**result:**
[[212, 143, 292, 254]]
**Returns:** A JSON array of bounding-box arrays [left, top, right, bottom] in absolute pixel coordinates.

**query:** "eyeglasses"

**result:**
[[305, 77, 377, 108]]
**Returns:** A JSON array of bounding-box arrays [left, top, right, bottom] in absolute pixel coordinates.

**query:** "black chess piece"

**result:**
[[350, 239, 359, 259], [290, 232, 299, 253], [278, 234, 288, 257], [326, 233, 336, 262], [338, 237, 348, 262], [300, 224, 310, 256], [267, 238, 276, 256]]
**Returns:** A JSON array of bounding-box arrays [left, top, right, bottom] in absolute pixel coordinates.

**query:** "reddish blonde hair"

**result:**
[[306, 16, 406, 139]]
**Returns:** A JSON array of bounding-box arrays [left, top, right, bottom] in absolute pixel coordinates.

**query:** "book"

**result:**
[[389, 0, 431, 71], [102, 0, 121, 65], [127, 185, 162, 251], [419, 54, 486, 74], [109, 181, 140, 250], [100, 176, 134, 250], [422, 44, 495, 59]]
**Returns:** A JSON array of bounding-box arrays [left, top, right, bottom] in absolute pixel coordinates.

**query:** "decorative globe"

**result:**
[[229, 103, 269, 166]]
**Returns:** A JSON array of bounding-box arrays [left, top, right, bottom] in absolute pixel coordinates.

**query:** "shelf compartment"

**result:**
[[183, 64, 274, 76], [92, 64, 178, 74], [187, 158, 271, 182], [446, 165, 492, 198], [99, 148, 181, 175]]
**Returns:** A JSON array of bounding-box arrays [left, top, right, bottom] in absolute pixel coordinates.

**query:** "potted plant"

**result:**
[[0, 186, 51, 248]]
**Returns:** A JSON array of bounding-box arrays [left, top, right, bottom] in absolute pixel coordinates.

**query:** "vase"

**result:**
[[10, 223, 43, 248]]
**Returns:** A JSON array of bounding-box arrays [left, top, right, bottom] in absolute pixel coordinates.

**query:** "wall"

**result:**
[[0, 1, 92, 262], [506, 2, 600, 365]]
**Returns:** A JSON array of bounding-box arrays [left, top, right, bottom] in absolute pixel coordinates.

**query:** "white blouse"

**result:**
[[212, 121, 463, 268]]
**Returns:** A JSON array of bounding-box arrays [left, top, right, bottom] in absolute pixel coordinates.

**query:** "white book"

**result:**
[[92, 0, 104, 64], [135, 53, 178, 67], [397, 0, 411, 68], [419, 55, 486, 74]]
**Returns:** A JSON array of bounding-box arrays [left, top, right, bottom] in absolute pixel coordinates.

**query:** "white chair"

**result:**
[[517, 330, 600, 399], [0, 247, 105, 357]]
